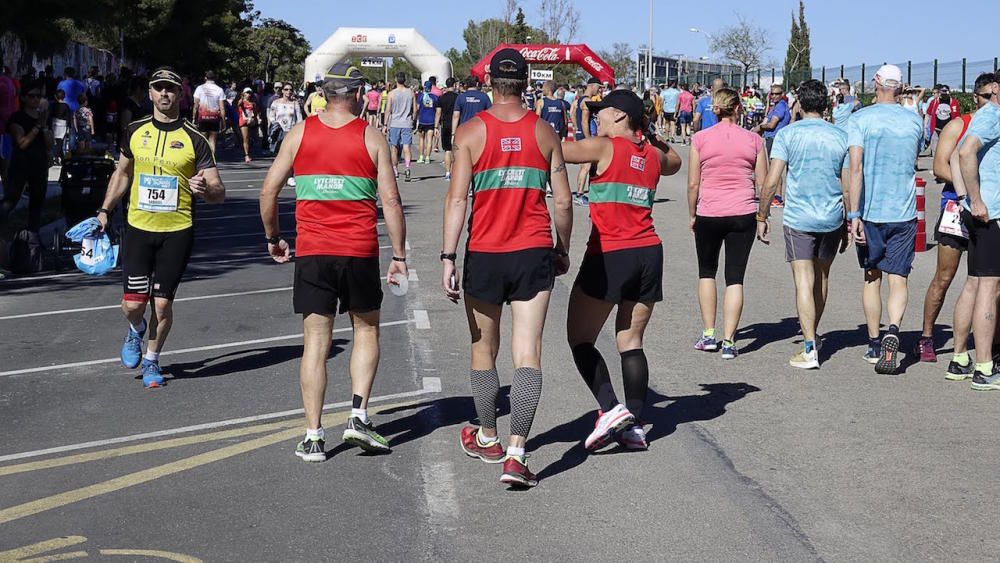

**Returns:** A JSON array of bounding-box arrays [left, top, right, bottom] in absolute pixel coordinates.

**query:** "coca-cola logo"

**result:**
[[584, 56, 603, 72], [519, 47, 560, 62]]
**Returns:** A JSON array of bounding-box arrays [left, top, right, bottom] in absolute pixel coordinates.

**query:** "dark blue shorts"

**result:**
[[856, 219, 917, 276]]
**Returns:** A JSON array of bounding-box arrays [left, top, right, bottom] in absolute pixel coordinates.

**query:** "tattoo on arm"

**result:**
[[552, 164, 566, 173]]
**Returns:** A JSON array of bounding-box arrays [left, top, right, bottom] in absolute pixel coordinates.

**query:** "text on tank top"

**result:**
[[587, 136, 662, 254], [468, 111, 553, 252], [292, 116, 378, 257]]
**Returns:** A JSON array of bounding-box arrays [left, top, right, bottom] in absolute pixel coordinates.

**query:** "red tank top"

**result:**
[[586, 136, 662, 254], [468, 111, 552, 252], [292, 116, 378, 257]]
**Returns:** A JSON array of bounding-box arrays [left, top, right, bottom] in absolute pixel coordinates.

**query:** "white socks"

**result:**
[[144, 351, 159, 362], [351, 408, 369, 423], [130, 319, 146, 333], [506, 446, 525, 458], [306, 427, 325, 441]]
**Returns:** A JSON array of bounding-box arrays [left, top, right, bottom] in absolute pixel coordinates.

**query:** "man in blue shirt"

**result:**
[[755, 84, 793, 206], [416, 81, 439, 164], [56, 67, 86, 113], [957, 72, 1000, 389], [535, 80, 568, 138], [694, 78, 725, 132], [846, 64, 924, 375], [451, 76, 491, 139], [755, 79, 849, 370]]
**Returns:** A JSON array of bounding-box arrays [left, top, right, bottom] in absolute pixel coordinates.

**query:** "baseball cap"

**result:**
[[424, 80, 433, 90], [149, 67, 182, 88], [489, 48, 528, 80], [274, 81, 283, 88], [586, 77, 602, 85], [874, 64, 903, 89], [586, 90, 644, 125], [323, 62, 365, 94], [242, 87, 252, 93]]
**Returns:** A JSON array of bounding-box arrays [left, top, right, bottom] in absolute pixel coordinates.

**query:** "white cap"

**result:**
[[274, 81, 283, 88], [874, 64, 902, 89]]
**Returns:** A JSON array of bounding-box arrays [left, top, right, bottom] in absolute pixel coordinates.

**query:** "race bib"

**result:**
[[137, 174, 179, 212], [939, 200, 968, 239], [79, 236, 98, 266]]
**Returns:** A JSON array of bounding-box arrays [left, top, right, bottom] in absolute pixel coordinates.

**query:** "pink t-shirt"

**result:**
[[677, 90, 695, 113], [692, 121, 763, 217]]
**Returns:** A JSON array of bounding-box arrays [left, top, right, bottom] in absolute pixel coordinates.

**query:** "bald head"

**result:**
[[712, 78, 727, 93]]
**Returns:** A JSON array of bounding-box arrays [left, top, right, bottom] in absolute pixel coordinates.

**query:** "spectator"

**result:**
[[0, 67, 17, 181], [1, 82, 51, 233]]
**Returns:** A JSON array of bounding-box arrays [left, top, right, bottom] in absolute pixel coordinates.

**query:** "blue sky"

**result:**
[[253, 0, 997, 69]]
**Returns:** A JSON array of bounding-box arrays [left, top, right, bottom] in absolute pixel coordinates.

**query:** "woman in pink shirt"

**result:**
[[675, 84, 696, 144], [687, 88, 767, 359]]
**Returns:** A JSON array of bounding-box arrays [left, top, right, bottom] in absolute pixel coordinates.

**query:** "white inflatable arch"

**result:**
[[304, 28, 452, 85]]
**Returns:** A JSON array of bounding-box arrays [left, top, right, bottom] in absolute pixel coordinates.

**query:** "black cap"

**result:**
[[323, 62, 365, 94], [149, 67, 182, 88], [489, 48, 528, 80], [586, 76, 602, 85], [586, 90, 644, 125]]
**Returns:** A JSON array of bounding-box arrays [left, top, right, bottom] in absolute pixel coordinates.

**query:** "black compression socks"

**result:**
[[510, 367, 542, 438], [621, 349, 649, 420], [352, 394, 363, 409], [470, 368, 500, 429], [572, 343, 619, 412]]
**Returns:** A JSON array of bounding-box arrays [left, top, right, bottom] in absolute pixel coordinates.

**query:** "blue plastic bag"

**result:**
[[65, 217, 102, 242], [65, 218, 118, 276]]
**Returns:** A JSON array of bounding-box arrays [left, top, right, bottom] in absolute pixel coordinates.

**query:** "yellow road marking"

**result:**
[[0, 420, 301, 477], [99, 549, 203, 562], [0, 536, 87, 560], [0, 402, 413, 526]]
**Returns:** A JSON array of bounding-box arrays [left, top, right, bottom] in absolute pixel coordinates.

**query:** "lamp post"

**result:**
[[646, 0, 653, 89], [526, 35, 533, 81]]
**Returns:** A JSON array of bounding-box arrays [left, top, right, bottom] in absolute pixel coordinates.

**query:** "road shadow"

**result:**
[[736, 317, 801, 354], [164, 340, 348, 380], [528, 382, 760, 482]]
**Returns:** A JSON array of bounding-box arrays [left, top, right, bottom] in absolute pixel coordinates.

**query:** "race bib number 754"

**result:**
[[137, 174, 179, 212]]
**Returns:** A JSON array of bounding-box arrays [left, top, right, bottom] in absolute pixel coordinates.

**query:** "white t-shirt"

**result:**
[[194, 81, 225, 120]]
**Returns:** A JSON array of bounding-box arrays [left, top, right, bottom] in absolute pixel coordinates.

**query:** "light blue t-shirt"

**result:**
[[661, 88, 680, 114], [846, 103, 924, 223], [770, 118, 849, 233], [962, 103, 1000, 220], [832, 96, 859, 130], [696, 96, 718, 129]]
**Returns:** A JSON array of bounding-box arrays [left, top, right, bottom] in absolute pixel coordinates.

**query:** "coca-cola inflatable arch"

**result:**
[[471, 44, 615, 87]]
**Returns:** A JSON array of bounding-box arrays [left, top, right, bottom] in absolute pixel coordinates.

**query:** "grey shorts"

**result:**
[[784, 225, 841, 262]]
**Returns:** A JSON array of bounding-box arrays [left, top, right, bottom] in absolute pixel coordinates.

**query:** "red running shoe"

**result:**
[[460, 425, 504, 464], [917, 337, 937, 363], [500, 455, 538, 488]]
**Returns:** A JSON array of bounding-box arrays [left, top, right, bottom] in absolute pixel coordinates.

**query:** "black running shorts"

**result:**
[[966, 213, 1000, 277], [441, 127, 453, 151], [293, 255, 382, 315], [463, 247, 554, 305], [575, 244, 663, 304], [122, 225, 194, 301], [197, 118, 221, 133]]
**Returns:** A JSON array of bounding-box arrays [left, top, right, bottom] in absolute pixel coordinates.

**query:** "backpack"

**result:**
[[9, 230, 43, 274], [936, 98, 953, 121], [421, 93, 435, 109]]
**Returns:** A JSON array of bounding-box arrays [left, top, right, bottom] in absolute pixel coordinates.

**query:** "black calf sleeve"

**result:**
[[572, 343, 619, 412], [621, 349, 649, 419]]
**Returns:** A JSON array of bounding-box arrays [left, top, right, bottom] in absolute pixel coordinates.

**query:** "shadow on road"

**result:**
[[164, 339, 348, 380], [528, 382, 761, 482], [737, 317, 801, 354]]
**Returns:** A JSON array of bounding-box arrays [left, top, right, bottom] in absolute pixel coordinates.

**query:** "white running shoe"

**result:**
[[286, 177, 296, 187], [585, 404, 635, 451], [789, 349, 820, 370], [618, 425, 648, 450]]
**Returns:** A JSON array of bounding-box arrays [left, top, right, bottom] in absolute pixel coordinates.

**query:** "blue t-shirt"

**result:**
[[454, 90, 492, 126], [764, 100, 791, 139], [962, 103, 1000, 220], [57, 78, 86, 113], [540, 97, 567, 132], [661, 88, 680, 114], [846, 103, 924, 223], [695, 96, 718, 129], [832, 96, 860, 130], [770, 119, 849, 233], [417, 92, 438, 126]]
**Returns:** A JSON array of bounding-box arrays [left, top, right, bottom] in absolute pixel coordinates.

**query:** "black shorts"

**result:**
[[417, 123, 435, 133], [664, 112, 676, 121], [575, 245, 663, 304], [464, 247, 554, 305], [934, 208, 969, 251], [694, 213, 756, 286], [198, 118, 221, 133], [293, 255, 382, 315], [966, 213, 1000, 277], [122, 226, 194, 301], [441, 128, 453, 151]]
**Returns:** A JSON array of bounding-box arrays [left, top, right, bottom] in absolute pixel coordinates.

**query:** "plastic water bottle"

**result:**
[[389, 272, 408, 297]]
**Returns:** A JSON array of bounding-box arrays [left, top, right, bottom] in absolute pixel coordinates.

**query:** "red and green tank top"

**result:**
[[292, 116, 378, 257], [587, 136, 662, 254], [468, 111, 553, 253]]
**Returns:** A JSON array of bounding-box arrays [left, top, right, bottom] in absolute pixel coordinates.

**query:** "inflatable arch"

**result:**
[[304, 28, 452, 85], [471, 44, 615, 87]]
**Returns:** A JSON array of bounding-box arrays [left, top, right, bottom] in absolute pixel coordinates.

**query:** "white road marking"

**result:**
[[406, 240, 411, 250], [0, 255, 273, 284], [0, 287, 293, 321], [408, 269, 419, 282], [414, 310, 431, 329], [0, 319, 412, 378], [0, 377, 442, 463], [201, 211, 294, 221]]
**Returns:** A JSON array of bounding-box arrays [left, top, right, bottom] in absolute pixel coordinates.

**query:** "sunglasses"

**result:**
[[976, 91, 994, 100], [282, 88, 292, 92]]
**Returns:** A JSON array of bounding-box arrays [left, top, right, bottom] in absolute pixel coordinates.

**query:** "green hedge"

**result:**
[[857, 92, 977, 113]]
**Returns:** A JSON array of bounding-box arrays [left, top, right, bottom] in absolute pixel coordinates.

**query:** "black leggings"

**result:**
[[694, 213, 755, 286], [2, 162, 48, 232]]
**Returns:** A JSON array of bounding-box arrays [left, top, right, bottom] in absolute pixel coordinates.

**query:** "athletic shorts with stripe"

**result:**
[[121, 226, 194, 301]]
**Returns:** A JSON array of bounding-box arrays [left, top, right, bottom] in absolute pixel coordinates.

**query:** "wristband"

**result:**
[[96, 208, 110, 216], [846, 211, 862, 220], [755, 212, 768, 222], [440, 252, 457, 262], [957, 194, 967, 201], [266, 235, 281, 245], [392, 256, 406, 263]]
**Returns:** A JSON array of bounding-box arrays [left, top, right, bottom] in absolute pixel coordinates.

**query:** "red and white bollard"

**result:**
[[915, 177, 927, 252], [565, 121, 575, 142]]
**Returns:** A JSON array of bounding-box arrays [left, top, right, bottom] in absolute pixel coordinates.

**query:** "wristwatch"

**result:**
[[440, 252, 457, 262], [265, 235, 281, 245], [847, 211, 862, 220], [96, 208, 110, 216], [957, 194, 967, 201], [392, 256, 407, 263]]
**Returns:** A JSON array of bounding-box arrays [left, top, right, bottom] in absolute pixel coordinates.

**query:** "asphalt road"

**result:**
[[0, 140, 996, 562]]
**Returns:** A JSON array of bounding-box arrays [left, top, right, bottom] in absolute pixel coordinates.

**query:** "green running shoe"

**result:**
[[295, 437, 326, 462], [343, 417, 391, 453]]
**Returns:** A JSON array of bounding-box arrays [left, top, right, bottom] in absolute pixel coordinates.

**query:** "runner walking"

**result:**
[[415, 81, 439, 164], [442, 49, 573, 488], [755, 80, 850, 369], [573, 78, 602, 206], [661, 81, 680, 142], [437, 78, 458, 180], [259, 63, 408, 460], [97, 67, 226, 389], [676, 83, 695, 145], [386, 73, 416, 182], [847, 65, 924, 375], [562, 90, 681, 450], [192, 71, 226, 154], [536, 80, 568, 140]]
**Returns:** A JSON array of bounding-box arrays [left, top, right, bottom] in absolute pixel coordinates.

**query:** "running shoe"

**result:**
[[945, 358, 975, 381], [445, 172, 451, 180], [863, 341, 881, 364], [342, 416, 391, 453], [617, 425, 648, 451], [579, 195, 590, 206], [585, 404, 635, 451], [500, 455, 538, 488], [295, 437, 326, 462], [875, 334, 901, 375], [140, 359, 165, 388], [286, 177, 296, 187], [721, 340, 739, 360], [770, 195, 784, 208], [404, 168, 411, 182], [416, 156, 425, 164], [121, 325, 145, 369], [789, 349, 819, 370], [916, 337, 937, 363], [459, 425, 505, 464], [572, 194, 581, 205], [970, 365, 1000, 391], [694, 335, 718, 352]]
